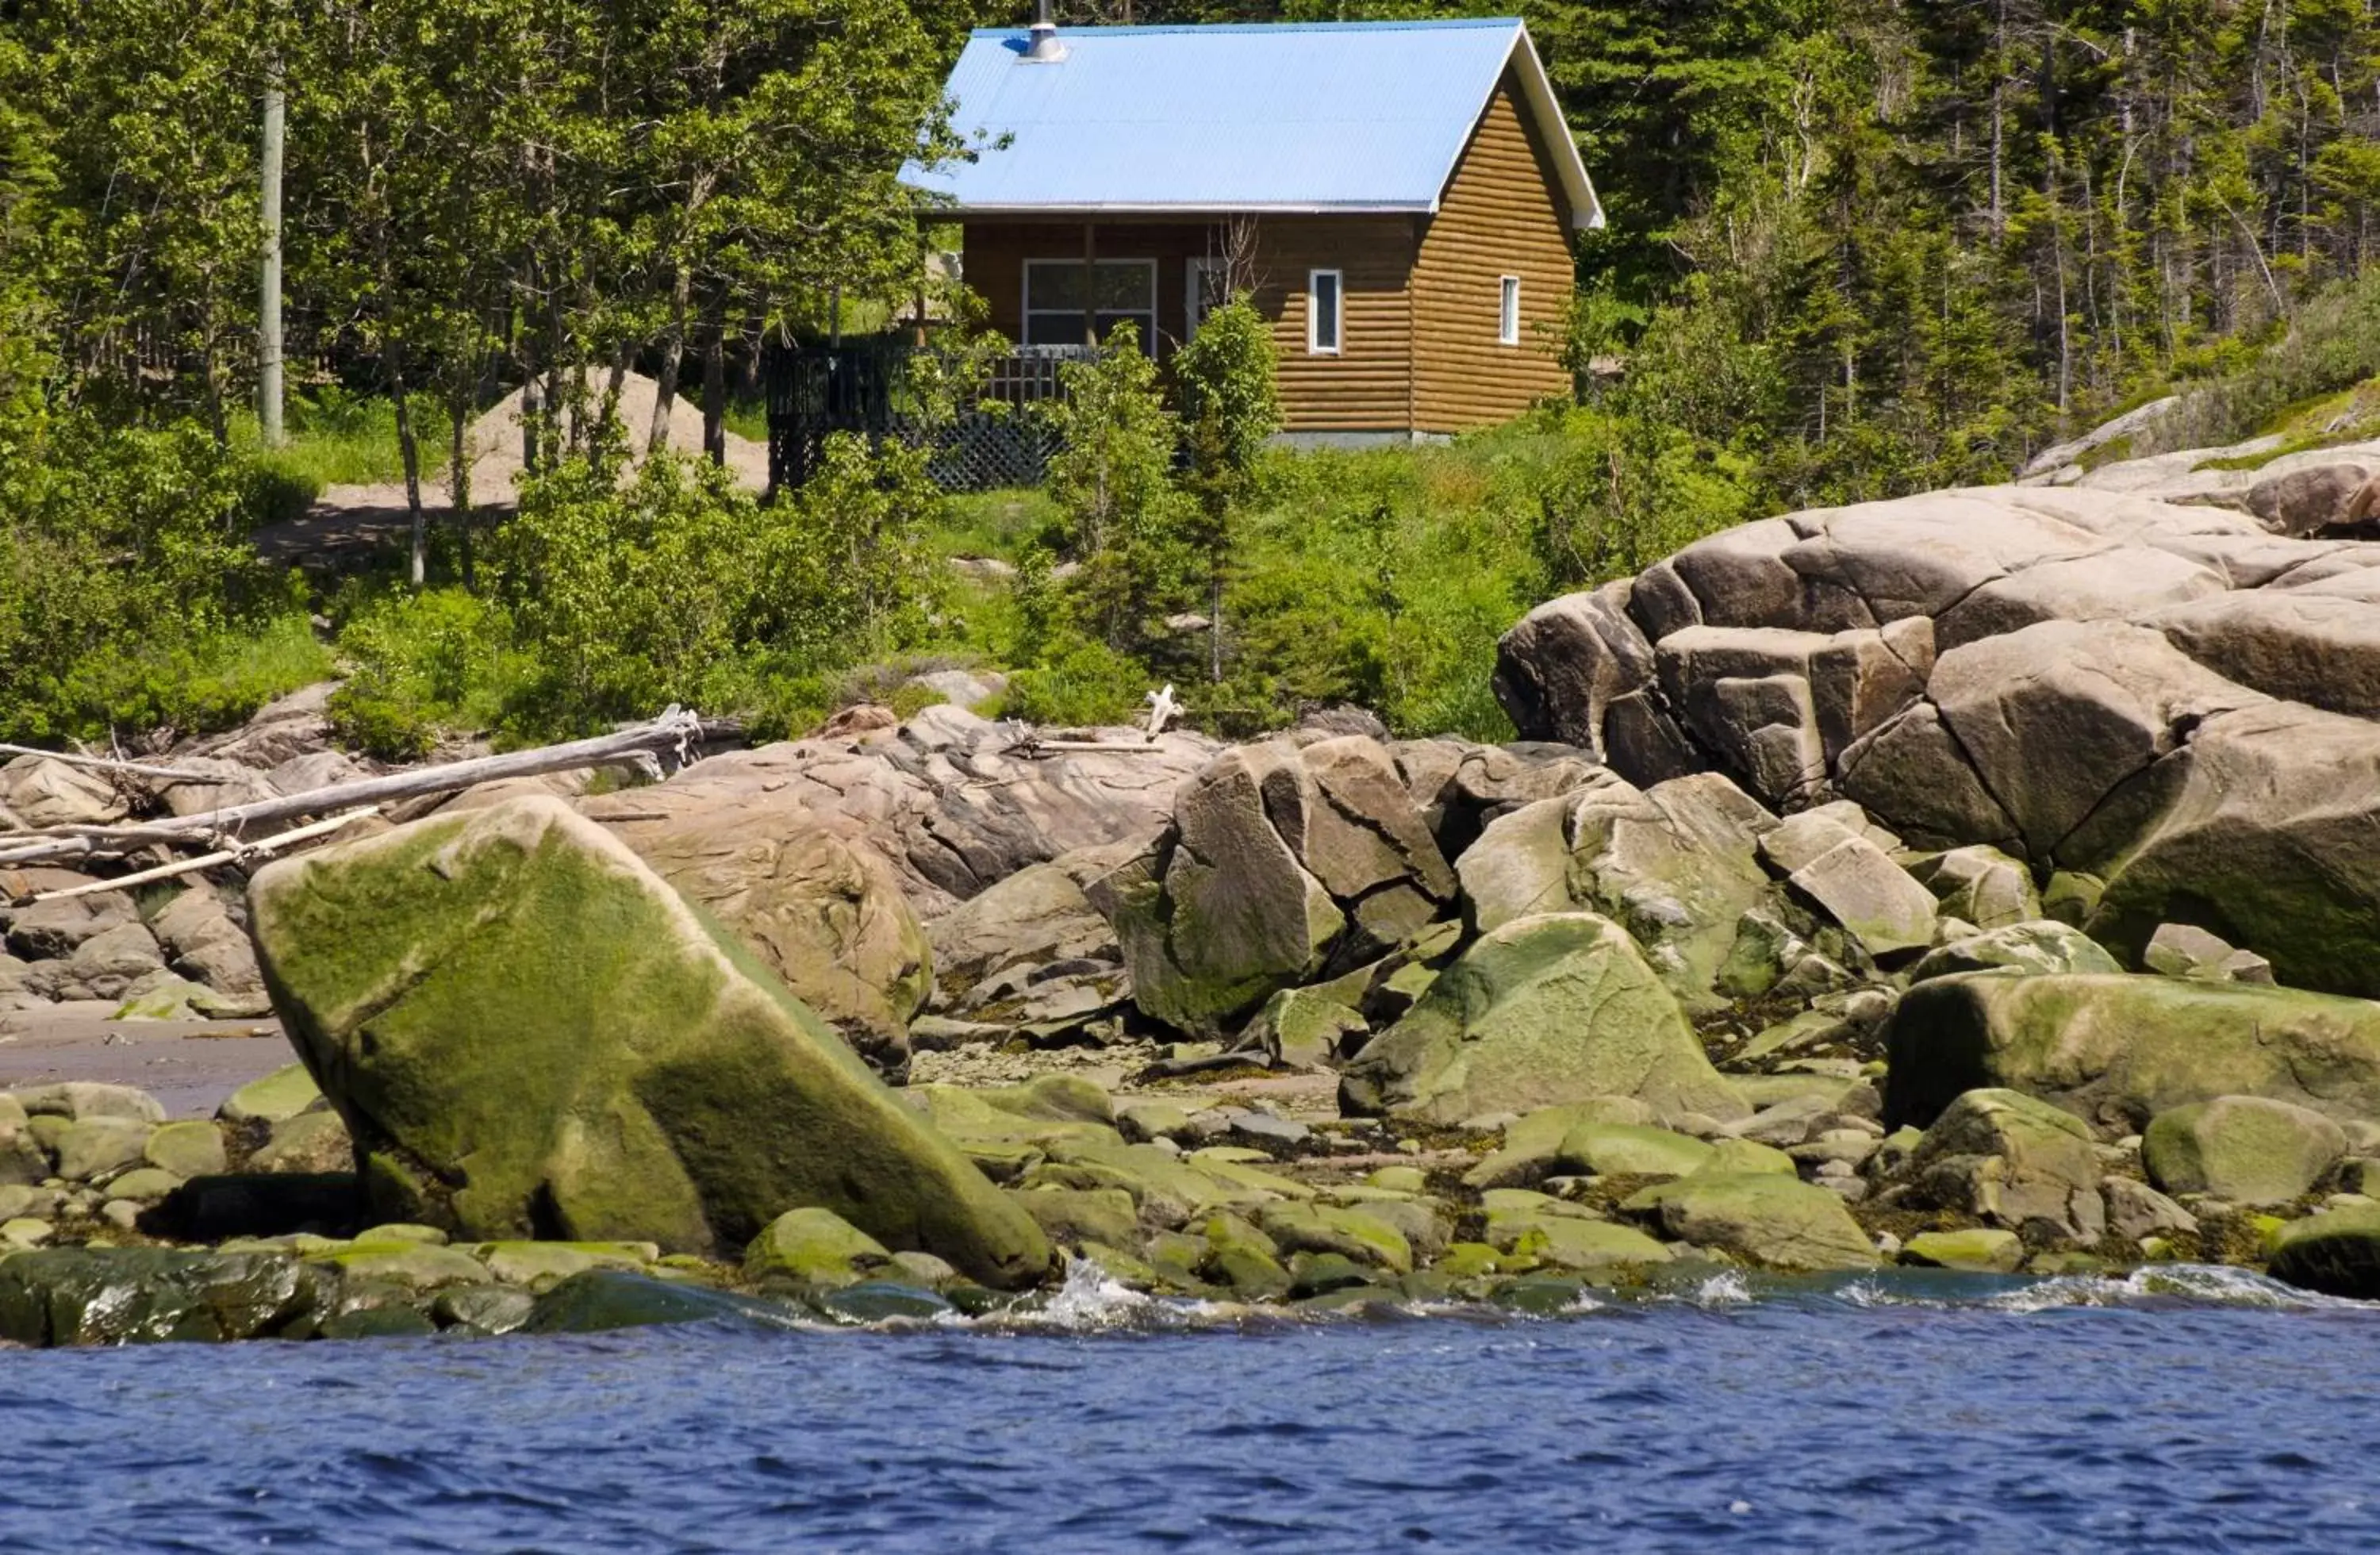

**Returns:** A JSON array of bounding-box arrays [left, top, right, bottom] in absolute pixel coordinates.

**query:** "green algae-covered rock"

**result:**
[[1700, 1137, 1798, 1177], [478, 1241, 645, 1289], [1900, 1227, 2024, 1273], [1242, 986, 1368, 1071], [2268, 1205, 2380, 1299], [1010, 1188, 1140, 1252], [1623, 1173, 1879, 1271], [248, 1109, 352, 1175], [1457, 774, 1779, 1009], [144, 1120, 228, 1181], [433, 1283, 537, 1334], [1914, 846, 2040, 931], [1488, 1213, 1674, 1271], [248, 795, 1050, 1289], [1339, 912, 1746, 1126], [2142, 1096, 2347, 1208], [218, 1064, 322, 1126], [1909, 1088, 2106, 1243], [1906, 920, 2122, 983], [316, 1242, 490, 1293], [102, 1166, 182, 1202], [319, 1304, 437, 1340], [1883, 972, 2380, 1134], [1462, 1097, 1659, 1189], [1256, 1202, 1413, 1273], [0, 1248, 314, 1346], [1203, 1212, 1290, 1296], [55, 1115, 151, 1181], [522, 1269, 789, 1334], [1554, 1122, 1716, 1180], [743, 1206, 893, 1288], [1111, 745, 1349, 1037], [624, 814, 931, 1077]]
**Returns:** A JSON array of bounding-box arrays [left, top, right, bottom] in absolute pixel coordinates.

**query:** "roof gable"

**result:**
[[904, 19, 1602, 230]]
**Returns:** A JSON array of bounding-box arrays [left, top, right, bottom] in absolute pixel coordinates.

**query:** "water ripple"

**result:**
[[0, 1269, 2377, 1549]]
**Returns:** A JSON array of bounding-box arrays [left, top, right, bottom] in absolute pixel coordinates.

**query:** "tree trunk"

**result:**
[[1208, 567, 1223, 684], [701, 301, 727, 465], [449, 395, 475, 592], [390, 345, 427, 587], [650, 262, 691, 455]]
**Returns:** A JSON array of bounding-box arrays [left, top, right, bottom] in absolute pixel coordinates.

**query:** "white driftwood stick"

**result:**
[[0, 743, 221, 784], [0, 710, 704, 868], [21, 808, 379, 903], [1017, 739, 1173, 755]]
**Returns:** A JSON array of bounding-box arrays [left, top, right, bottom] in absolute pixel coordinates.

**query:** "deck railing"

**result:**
[[764, 338, 1093, 492]]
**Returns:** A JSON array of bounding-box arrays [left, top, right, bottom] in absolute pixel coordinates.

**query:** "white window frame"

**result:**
[[1307, 268, 1343, 356], [1020, 258, 1157, 350], [1498, 275, 1521, 346], [1184, 257, 1223, 343]]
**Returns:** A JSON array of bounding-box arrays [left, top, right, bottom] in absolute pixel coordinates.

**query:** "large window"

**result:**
[[1307, 269, 1342, 355], [1023, 259, 1156, 348], [1499, 275, 1521, 346]]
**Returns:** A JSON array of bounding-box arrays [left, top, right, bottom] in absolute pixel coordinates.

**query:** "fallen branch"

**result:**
[[0, 708, 706, 869], [0, 743, 222, 784], [21, 808, 380, 904], [1015, 739, 1175, 756]]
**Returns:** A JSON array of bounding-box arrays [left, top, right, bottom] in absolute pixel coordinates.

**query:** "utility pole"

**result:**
[[259, 76, 285, 447]]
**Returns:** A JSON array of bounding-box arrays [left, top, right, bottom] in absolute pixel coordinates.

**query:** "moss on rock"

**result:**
[[248, 796, 1050, 1289]]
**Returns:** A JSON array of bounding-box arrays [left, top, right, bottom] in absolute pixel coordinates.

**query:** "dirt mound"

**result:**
[[308, 370, 769, 526]]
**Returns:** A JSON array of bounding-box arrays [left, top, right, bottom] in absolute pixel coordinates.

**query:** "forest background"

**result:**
[[5, 0, 2380, 754]]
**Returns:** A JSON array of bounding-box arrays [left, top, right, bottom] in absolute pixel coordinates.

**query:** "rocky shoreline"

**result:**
[[11, 480, 2380, 1346]]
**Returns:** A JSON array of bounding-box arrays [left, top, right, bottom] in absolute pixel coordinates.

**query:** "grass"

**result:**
[[228, 386, 449, 501], [2191, 379, 2380, 473]]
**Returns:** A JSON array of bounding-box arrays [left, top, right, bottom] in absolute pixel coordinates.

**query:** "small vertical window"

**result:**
[[1308, 269, 1342, 355], [1499, 276, 1521, 346]]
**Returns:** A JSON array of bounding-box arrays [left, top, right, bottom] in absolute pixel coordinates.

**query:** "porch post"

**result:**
[[1082, 221, 1097, 344]]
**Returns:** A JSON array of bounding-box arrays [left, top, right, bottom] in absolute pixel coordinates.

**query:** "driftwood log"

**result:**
[[0, 709, 716, 869]]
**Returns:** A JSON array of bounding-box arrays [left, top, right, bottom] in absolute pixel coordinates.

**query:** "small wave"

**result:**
[[1987, 1263, 2361, 1314], [959, 1256, 1237, 1335]]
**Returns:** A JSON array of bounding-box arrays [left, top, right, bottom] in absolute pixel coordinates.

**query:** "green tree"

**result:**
[[1173, 296, 1280, 682], [1041, 324, 1190, 651]]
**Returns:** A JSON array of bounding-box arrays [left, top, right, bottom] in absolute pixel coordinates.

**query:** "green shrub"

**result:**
[[326, 584, 530, 758], [0, 414, 323, 742]]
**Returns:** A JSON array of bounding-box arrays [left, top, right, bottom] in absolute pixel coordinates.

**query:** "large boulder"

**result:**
[[1622, 1173, 1879, 1270], [2140, 1096, 2347, 1207], [0, 757, 127, 829], [2267, 1204, 2380, 1299], [1906, 1088, 2107, 1243], [1111, 739, 1455, 1036], [2082, 702, 2380, 999], [1883, 973, 2380, 1133], [248, 795, 1051, 1288], [1456, 770, 1780, 1007], [923, 843, 1135, 1036], [1337, 912, 1746, 1126], [585, 705, 1219, 917], [1906, 920, 2122, 981], [621, 812, 929, 1076], [150, 883, 267, 1000], [1491, 487, 2380, 996], [1757, 809, 1937, 962]]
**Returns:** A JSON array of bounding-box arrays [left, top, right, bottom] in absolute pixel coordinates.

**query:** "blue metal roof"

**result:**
[[903, 19, 1601, 229]]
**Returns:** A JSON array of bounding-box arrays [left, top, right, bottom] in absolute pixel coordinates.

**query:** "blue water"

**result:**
[[4, 1264, 2377, 1553]]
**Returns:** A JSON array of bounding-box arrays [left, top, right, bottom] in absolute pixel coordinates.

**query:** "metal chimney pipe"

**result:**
[[1025, 0, 1067, 61]]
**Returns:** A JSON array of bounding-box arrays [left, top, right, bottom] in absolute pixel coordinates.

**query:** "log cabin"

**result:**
[[903, 13, 1603, 444]]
